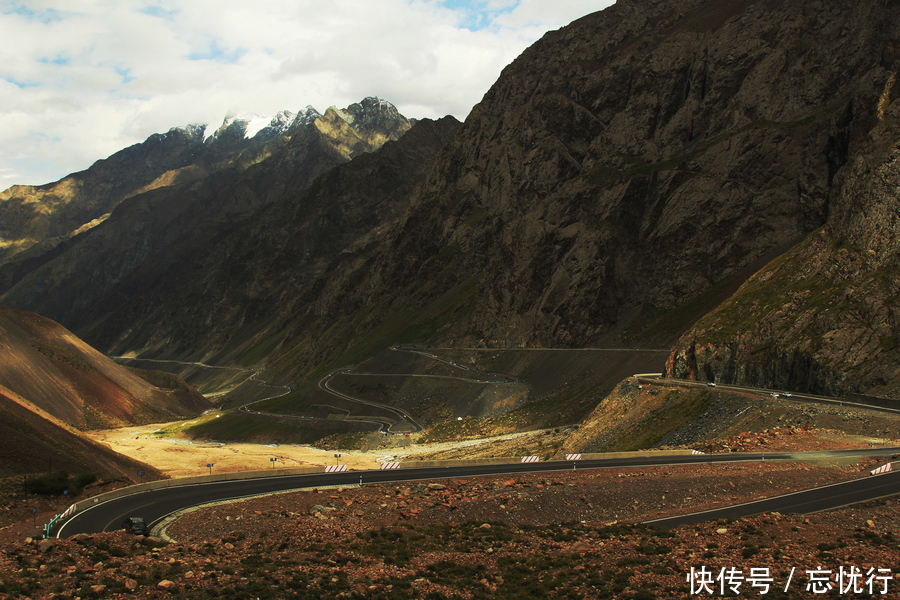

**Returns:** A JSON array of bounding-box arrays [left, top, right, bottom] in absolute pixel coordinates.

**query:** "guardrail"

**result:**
[[43, 466, 324, 537], [43, 448, 698, 536], [397, 449, 694, 469]]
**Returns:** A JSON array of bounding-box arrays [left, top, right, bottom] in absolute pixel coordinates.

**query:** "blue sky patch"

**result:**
[[187, 39, 247, 64], [441, 0, 518, 31], [4, 77, 38, 89], [2, 3, 63, 24], [115, 67, 136, 85], [28, 132, 61, 142], [39, 56, 70, 66], [139, 5, 178, 20]]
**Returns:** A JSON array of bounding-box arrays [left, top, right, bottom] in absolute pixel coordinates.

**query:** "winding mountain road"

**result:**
[[89, 356, 900, 539], [317, 368, 423, 433], [54, 447, 900, 539]]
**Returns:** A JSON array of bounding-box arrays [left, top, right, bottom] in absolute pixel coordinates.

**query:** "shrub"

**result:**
[[25, 471, 97, 496]]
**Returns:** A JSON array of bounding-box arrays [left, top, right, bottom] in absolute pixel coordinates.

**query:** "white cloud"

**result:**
[[0, 0, 613, 188]]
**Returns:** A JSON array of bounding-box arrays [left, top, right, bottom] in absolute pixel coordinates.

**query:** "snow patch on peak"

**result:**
[[169, 123, 206, 138], [242, 113, 279, 139], [199, 99, 394, 143], [202, 123, 217, 142], [204, 109, 305, 141], [221, 111, 260, 132], [294, 105, 322, 126]]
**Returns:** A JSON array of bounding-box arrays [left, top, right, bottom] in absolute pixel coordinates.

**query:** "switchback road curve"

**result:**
[[55, 447, 900, 538]]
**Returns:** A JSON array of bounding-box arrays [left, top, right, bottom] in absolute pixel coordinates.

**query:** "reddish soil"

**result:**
[[3, 453, 899, 598], [1, 426, 897, 598]]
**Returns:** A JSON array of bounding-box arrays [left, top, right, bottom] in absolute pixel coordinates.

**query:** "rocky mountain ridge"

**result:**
[[83, 116, 461, 362], [0, 98, 414, 332], [666, 91, 900, 399], [0, 97, 406, 290]]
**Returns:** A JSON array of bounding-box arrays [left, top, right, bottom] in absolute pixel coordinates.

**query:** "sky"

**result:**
[[0, 0, 614, 189]]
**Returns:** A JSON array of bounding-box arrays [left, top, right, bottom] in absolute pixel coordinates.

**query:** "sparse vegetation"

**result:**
[[29, 340, 96, 373], [24, 471, 97, 496]]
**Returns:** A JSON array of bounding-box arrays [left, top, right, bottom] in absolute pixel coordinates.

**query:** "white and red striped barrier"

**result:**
[[521, 456, 540, 463], [691, 450, 705, 455], [380, 462, 401, 470], [566, 454, 582, 460], [60, 504, 77, 519], [325, 464, 347, 473], [871, 462, 893, 475]]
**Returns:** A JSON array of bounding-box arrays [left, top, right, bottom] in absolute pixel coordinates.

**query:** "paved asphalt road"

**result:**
[[56, 448, 900, 538], [647, 468, 900, 528], [635, 374, 900, 418]]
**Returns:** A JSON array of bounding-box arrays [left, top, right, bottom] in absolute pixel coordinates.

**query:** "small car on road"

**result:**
[[122, 516, 149, 536]]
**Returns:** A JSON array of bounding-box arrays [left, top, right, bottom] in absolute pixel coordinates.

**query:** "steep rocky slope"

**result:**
[[0, 126, 207, 274], [0, 305, 209, 429], [240, 0, 900, 378], [0, 98, 413, 331], [81, 116, 461, 361], [0, 100, 402, 277], [0, 106, 321, 285], [666, 95, 900, 399]]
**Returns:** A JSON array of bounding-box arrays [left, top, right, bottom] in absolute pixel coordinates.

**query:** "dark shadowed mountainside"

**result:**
[[194, 0, 900, 384], [0, 98, 413, 332], [666, 93, 900, 399], [80, 116, 462, 363]]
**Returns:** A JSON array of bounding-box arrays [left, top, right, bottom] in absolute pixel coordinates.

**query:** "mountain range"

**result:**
[[1, 0, 899, 470]]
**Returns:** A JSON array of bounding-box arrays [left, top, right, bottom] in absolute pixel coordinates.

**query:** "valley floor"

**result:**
[[84, 423, 578, 477], [86, 423, 382, 477]]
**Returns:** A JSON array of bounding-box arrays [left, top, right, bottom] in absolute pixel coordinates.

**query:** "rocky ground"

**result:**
[[2, 430, 899, 598]]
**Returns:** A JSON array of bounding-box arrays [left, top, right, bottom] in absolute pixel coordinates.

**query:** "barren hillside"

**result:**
[[0, 305, 210, 430]]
